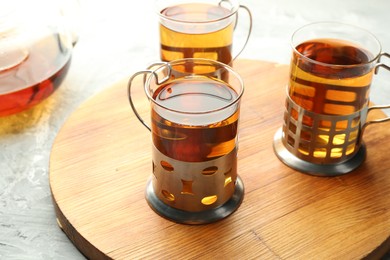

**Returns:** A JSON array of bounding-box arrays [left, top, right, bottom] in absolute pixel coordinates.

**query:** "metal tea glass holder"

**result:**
[[128, 58, 245, 224], [274, 93, 390, 176]]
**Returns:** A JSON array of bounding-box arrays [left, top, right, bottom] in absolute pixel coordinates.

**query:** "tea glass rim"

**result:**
[[145, 58, 244, 115], [291, 21, 383, 69], [155, 0, 240, 24]]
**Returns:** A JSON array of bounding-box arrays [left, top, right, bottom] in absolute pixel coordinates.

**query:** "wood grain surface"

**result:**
[[49, 59, 390, 259]]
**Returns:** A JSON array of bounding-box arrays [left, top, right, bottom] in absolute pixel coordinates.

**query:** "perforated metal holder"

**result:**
[[273, 94, 369, 176], [145, 177, 244, 225], [145, 146, 244, 224]]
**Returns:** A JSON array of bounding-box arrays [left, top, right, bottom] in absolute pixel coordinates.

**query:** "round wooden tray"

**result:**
[[50, 59, 390, 259]]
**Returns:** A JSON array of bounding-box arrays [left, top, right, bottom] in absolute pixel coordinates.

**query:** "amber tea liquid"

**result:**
[[159, 3, 234, 65], [0, 34, 71, 116], [288, 38, 375, 157], [289, 38, 374, 116], [151, 77, 239, 163]]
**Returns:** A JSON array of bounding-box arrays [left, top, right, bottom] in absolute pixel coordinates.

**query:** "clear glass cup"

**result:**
[[128, 58, 245, 224], [155, 0, 252, 66], [274, 22, 390, 176]]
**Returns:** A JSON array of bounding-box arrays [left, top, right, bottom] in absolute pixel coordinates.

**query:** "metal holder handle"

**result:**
[[360, 52, 390, 136], [233, 4, 252, 60], [127, 62, 171, 132], [375, 52, 390, 73], [219, 0, 252, 60], [365, 52, 390, 127]]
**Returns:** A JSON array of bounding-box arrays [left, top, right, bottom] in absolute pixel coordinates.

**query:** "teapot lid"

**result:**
[[0, 2, 29, 71], [0, 0, 64, 72]]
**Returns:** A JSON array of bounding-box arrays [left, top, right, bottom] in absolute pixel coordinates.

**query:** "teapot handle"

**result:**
[[59, 0, 81, 45]]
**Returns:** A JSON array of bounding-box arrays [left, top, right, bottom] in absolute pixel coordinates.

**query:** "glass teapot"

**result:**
[[0, 0, 75, 116]]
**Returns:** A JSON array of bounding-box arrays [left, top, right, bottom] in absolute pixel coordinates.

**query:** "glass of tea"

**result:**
[[128, 58, 244, 224], [155, 0, 252, 66], [273, 22, 390, 176]]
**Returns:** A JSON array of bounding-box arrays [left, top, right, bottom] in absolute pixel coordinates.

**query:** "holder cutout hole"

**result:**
[[161, 160, 174, 172], [181, 180, 194, 195], [202, 166, 218, 176], [336, 120, 348, 131], [289, 122, 297, 134], [291, 107, 299, 121], [224, 177, 232, 187], [313, 148, 327, 158], [302, 114, 313, 127], [201, 195, 218, 205], [152, 161, 156, 176], [298, 142, 310, 156], [348, 129, 359, 142], [333, 133, 346, 145], [224, 168, 233, 187], [162, 190, 175, 202], [346, 144, 356, 155], [300, 130, 312, 142], [330, 148, 343, 158], [316, 134, 329, 145], [319, 120, 332, 131], [351, 117, 360, 128], [283, 111, 289, 123]]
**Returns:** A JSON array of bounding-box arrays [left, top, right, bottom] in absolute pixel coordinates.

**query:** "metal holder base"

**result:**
[[145, 176, 244, 225], [273, 128, 366, 176]]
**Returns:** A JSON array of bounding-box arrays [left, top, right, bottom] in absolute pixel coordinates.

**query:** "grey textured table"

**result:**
[[1, 0, 390, 259]]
